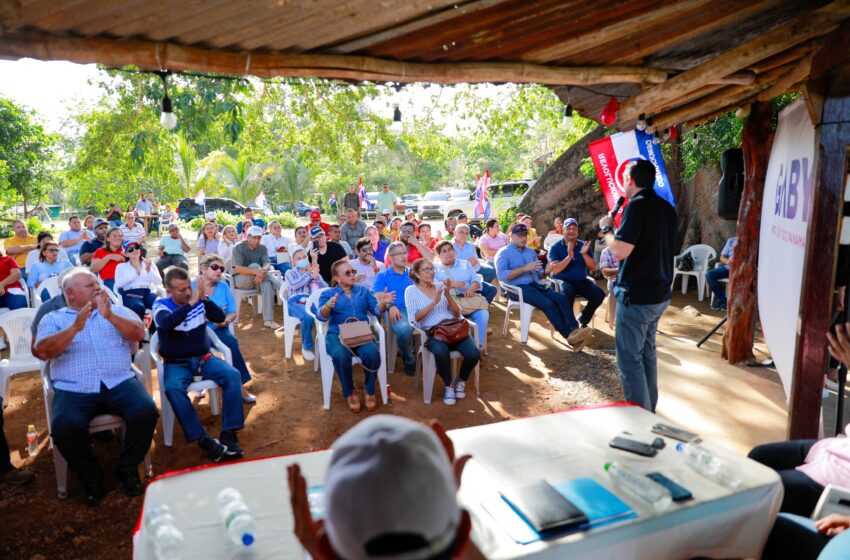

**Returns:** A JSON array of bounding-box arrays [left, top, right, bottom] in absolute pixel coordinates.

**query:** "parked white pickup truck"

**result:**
[[442, 180, 535, 219]]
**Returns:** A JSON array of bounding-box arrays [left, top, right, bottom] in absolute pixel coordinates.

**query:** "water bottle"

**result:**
[[604, 462, 672, 512], [145, 504, 184, 560], [676, 442, 742, 488], [217, 487, 256, 547], [26, 425, 38, 457]]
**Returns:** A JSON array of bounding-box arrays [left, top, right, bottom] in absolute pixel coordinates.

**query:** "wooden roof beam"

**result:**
[[616, 0, 850, 123], [0, 31, 669, 86]]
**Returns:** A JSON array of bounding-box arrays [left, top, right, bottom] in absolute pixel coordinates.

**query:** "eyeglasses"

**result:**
[[389, 251, 407, 257], [125, 246, 137, 253], [341, 270, 357, 277], [208, 264, 224, 272], [420, 266, 435, 273]]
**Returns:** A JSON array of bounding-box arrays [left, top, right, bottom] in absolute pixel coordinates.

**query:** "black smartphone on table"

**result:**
[[651, 423, 698, 443], [609, 435, 657, 457]]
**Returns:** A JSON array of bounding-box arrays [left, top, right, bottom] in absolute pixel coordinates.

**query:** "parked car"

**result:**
[[418, 191, 451, 219], [400, 193, 422, 214], [442, 180, 535, 219], [176, 197, 245, 220]]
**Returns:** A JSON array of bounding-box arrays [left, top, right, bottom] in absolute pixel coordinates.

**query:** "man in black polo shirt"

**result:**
[[309, 225, 348, 284], [598, 160, 677, 412]]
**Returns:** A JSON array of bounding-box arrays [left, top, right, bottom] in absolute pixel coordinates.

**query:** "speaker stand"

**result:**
[[697, 315, 727, 348]]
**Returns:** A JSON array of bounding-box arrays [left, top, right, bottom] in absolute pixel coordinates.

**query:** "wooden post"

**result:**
[[722, 101, 774, 364], [789, 89, 850, 439]]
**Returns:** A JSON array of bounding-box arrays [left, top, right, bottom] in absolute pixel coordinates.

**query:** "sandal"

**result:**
[[364, 393, 377, 412], [347, 393, 362, 413]]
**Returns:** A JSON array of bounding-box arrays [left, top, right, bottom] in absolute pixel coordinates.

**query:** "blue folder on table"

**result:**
[[482, 477, 637, 545]]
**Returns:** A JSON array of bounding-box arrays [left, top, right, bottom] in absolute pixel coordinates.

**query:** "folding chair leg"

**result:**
[[144, 452, 153, 478], [162, 399, 175, 447], [52, 444, 69, 499], [502, 305, 511, 338], [208, 388, 221, 416]]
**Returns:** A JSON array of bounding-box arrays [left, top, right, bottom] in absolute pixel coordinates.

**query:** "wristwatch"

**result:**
[[601, 226, 613, 234]]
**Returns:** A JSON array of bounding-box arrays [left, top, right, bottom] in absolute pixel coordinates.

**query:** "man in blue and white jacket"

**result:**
[[153, 266, 245, 462]]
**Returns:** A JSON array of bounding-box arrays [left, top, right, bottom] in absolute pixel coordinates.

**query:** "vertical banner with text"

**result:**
[[758, 99, 816, 400]]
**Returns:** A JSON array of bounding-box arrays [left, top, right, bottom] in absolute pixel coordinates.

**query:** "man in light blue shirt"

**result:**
[[58, 216, 91, 264], [707, 236, 737, 310], [35, 268, 157, 505], [373, 241, 416, 376], [495, 224, 592, 350]]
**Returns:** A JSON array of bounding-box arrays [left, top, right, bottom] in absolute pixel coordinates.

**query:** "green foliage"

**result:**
[[495, 200, 520, 232], [264, 212, 299, 229], [215, 153, 264, 205], [263, 150, 317, 208], [26, 216, 56, 236], [0, 97, 56, 213]]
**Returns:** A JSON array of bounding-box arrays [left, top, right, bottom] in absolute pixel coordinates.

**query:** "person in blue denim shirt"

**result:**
[[707, 236, 737, 311], [547, 218, 605, 329], [373, 241, 416, 376], [495, 223, 592, 351], [434, 240, 489, 349], [318, 258, 394, 413]]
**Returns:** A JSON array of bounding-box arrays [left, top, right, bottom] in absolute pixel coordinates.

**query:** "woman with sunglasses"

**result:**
[[90, 227, 125, 291], [407, 258, 480, 406], [114, 240, 161, 324], [284, 248, 327, 362], [25, 232, 70, 273], [317, 258, 394, 413], [27, 241, 72, 302], [198, 254, 256, 402]]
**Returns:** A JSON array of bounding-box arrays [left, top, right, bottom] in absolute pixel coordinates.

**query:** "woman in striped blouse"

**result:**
[[284, 248, 327, 362], [407, 258, 480, 406]]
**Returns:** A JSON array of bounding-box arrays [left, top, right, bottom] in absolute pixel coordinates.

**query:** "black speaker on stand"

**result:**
[[718, 148, 744, 219]]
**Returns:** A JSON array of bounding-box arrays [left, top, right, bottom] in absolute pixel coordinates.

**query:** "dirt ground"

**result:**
[[0, 244, 756, 558]]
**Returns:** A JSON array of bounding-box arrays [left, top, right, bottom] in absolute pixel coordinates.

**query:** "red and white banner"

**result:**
[[758, 99, 816, 400], [588, 129, 675, 225]]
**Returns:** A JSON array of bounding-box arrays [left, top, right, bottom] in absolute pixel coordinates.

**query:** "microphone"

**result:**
[[610, 196, 626, 217]]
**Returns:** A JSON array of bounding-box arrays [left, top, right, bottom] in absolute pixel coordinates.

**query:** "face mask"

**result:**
[[296, 259, 308, 270]]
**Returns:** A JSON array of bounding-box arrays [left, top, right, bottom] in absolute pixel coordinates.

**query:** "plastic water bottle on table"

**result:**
[[217, 487, 256, 547], [145, 504, 184, 560], [677, 442, 743, 488], [604, 462, 672, 512]]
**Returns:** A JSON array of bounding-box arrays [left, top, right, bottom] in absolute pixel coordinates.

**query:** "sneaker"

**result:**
[[242, 391, 257, 403], [302, 348, 315, 362], [198, 434, 229, 463], [219, 431, 244, 459], [567, 327, 593, 348], [454, 380, 466, 399], [0, 467, 35, 486], [116, 470, 145, 497], [443, 386, 457, 406], [264, 320, 281, 329]]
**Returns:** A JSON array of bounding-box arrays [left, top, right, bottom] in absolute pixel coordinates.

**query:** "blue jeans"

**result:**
[[479, 263, 497, 283], [325, 333, 381, 397], [425, 335, 480, 387], [480, 282, 497, 304], [67, 250, 81, 265], [514, 283, 577, 338], [287, 295, 315, 351], [52, 378, 158, 479], [614, 298, 669, 412], [387, 309, 415, 368], [212, 326, 251, 384], [462, 308, 489, 348], [119, 287, 157, 321], [706, 265, 729, 304], [163, 355, 244, 442], [0, 292, 27, 310], [108, 220, 123, 228], [560, 277, 605, 327], [271, 261, 292, 276]]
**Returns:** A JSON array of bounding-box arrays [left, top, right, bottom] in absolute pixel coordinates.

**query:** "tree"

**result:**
[[216, 153, 263, 205], [0, 97, 55, 215], [265, 150, 317, 208]]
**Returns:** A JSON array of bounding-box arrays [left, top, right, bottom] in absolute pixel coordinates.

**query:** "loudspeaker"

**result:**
[[718, 148, 744, 219]]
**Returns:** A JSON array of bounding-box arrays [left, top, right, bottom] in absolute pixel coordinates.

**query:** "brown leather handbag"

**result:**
[[428, 318, 470, 345], [339, 317, 374, 348]]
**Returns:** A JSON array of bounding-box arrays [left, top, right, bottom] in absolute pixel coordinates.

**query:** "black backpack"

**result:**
[[678, 252, 695, 272]]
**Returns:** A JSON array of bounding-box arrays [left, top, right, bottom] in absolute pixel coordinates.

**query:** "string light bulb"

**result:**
[[158, 72, 177, 131], [563, 104, 574, 129], [636, 113, 647, 131], [390, 105, 403, 135], [645, 116, 655, 135]]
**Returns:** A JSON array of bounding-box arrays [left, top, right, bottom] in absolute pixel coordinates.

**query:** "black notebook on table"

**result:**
[[500, 479, 589, 533]]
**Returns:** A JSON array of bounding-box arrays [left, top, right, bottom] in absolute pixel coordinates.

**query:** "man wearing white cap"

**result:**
[[288, 416, 478, 560], [232, 225, 281, 329]]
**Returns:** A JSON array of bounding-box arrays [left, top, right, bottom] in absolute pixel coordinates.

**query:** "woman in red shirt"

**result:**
[[417, 223, 437, 251], [91, 227, 125, 290], [0, 254, 28, 309]]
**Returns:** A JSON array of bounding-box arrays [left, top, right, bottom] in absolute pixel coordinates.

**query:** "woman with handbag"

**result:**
[[434, 240, 489, 351], [407, 258, 480, 406], [318, 258, 395, 413]]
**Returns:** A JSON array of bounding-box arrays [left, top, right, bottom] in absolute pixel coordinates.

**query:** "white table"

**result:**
[[133, 404, 782, 559]]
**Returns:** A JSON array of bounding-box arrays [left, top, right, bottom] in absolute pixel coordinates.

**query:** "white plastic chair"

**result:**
[[709, 262, 731, 307], [384, 313, 424, 376], [500, 281, 554, 344], [278, 281, 312, 360], [149, 329, 232, 447], [31, 275, 62, 309], [305, 288, 388, 410], [404, 290, 480, 404], [671, 244, 717, 301], [0, 308, 40, 405], [224, 259, 262, 317], [41, 361, 153, 499]]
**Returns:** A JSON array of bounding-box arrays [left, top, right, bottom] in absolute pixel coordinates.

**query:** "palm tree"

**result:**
[[216, 154, 263, 206], [265, 150, 317, 209], [173, 132, 215, 198]]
